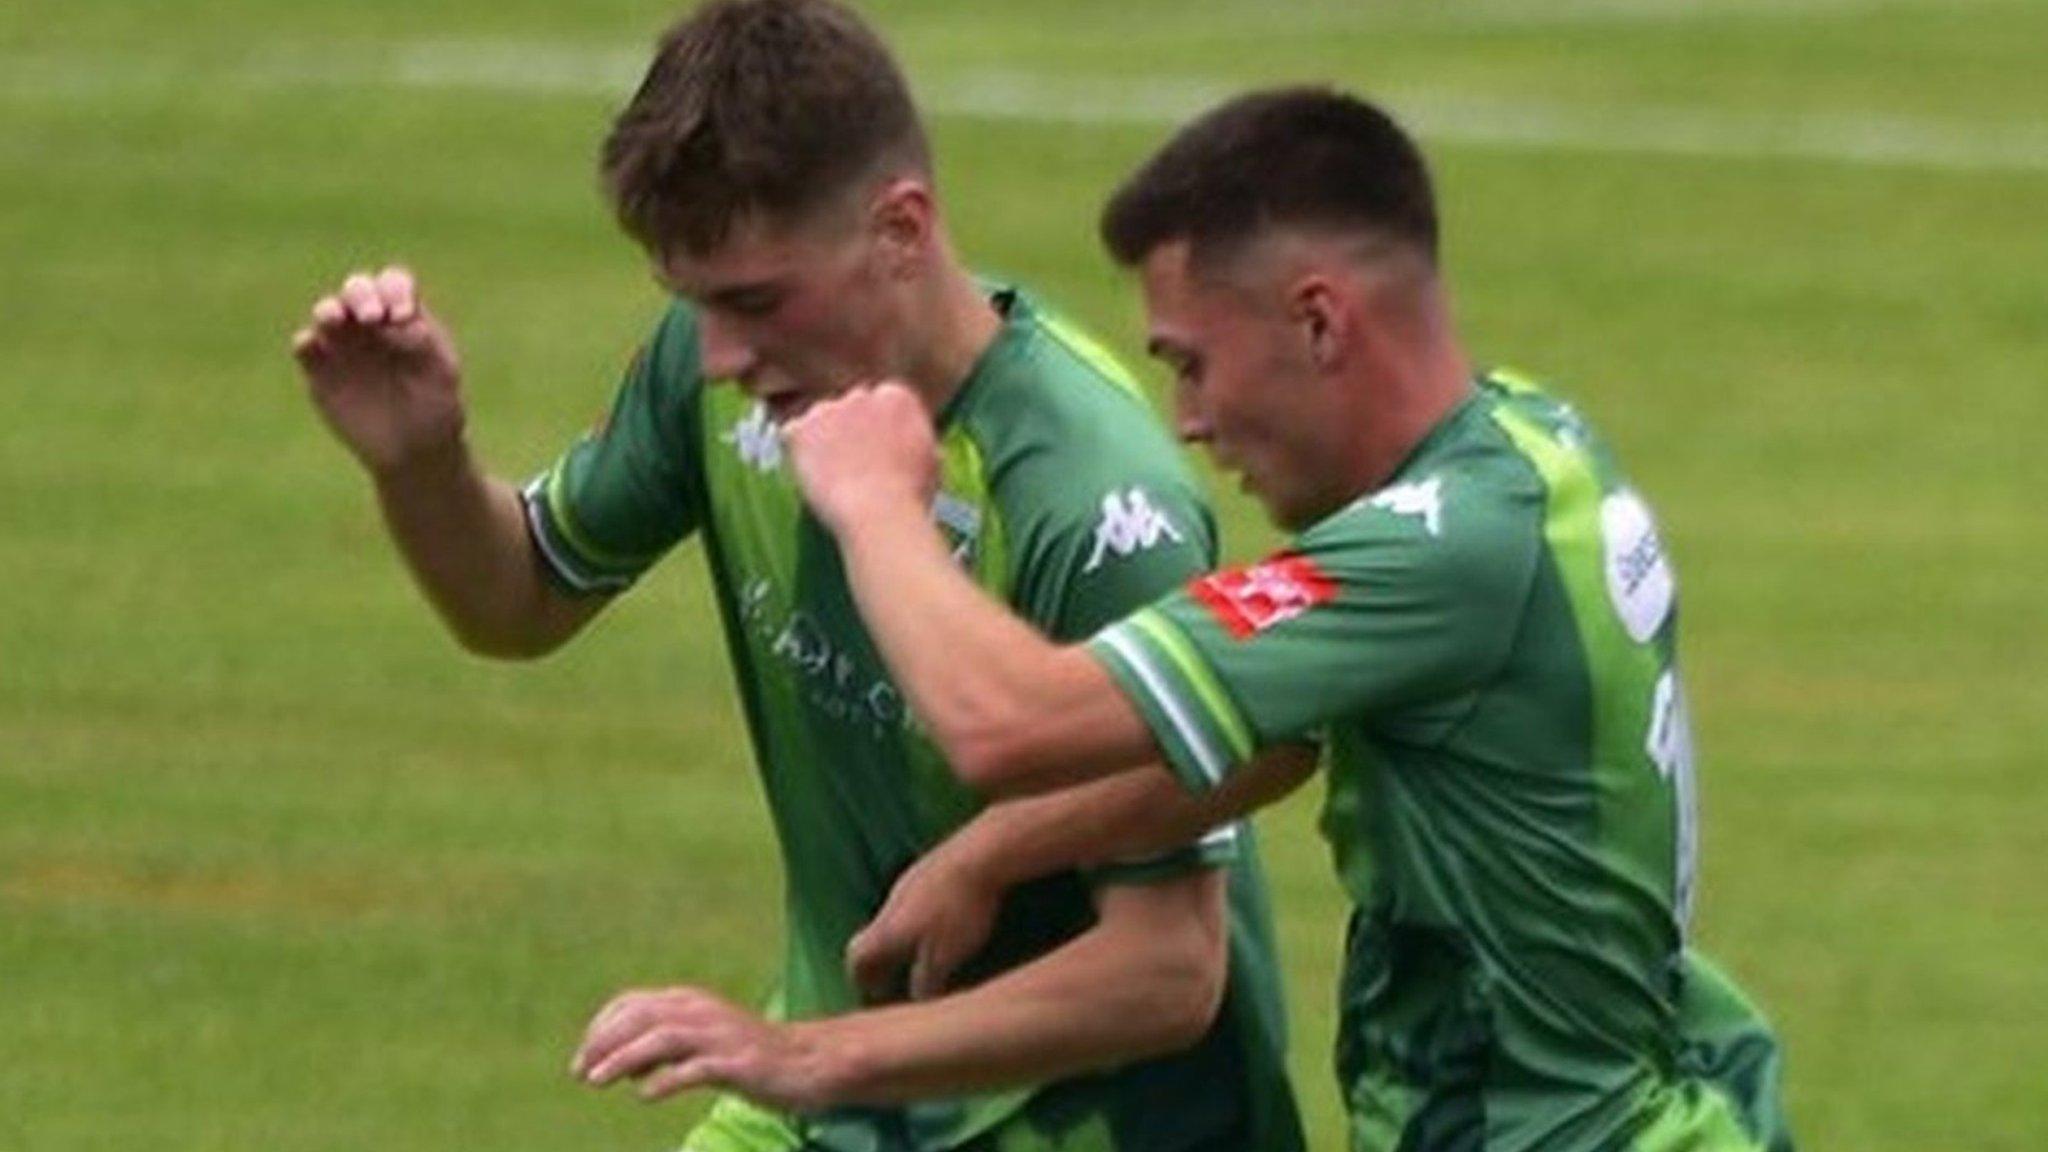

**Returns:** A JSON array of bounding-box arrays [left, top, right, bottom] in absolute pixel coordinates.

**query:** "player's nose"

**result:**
[[1174, 393, 1213, 445], [698, 312, 758, 382]]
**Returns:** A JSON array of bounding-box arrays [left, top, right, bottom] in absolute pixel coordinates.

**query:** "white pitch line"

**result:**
[[377, 45, 2048, 175], [916, 73, 2048, 175], [5, 40, 2047, 176]]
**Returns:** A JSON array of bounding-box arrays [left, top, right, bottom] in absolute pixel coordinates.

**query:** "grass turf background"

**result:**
[[3, 1, 2044, 1147]]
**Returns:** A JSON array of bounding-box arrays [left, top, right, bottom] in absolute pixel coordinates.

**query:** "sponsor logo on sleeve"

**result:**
[[1601, 488, 1675, 643], [1189, 553, 1337, 639], [1083, 486, 1185, 572], [1364, 475, 1443, 537]]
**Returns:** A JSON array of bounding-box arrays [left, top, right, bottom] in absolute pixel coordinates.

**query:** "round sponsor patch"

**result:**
[[1601, 489, 1674, 643]]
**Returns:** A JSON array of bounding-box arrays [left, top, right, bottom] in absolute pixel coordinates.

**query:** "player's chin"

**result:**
[[1262, 489, 1326, 534], [1238, 473, 1295, 529], [765, 394, 816, 424]]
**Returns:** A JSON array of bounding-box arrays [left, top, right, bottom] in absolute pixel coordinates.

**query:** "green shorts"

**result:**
[[680, 1086, 1250, 1152]]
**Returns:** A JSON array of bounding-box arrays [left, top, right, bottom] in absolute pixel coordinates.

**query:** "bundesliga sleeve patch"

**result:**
[[1188, 553, 1337, 639]]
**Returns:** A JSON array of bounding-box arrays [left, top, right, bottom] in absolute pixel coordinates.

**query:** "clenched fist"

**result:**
[[781, 382, 940, 535]]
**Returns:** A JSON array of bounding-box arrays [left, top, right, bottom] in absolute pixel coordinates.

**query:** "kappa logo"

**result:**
[[1083, 487, 1184, 572], [1190, 553, 1337, 639], [723, 402, 782, 473], [1601, 489, 1674, 643], [1366, 475, 1443, 537]]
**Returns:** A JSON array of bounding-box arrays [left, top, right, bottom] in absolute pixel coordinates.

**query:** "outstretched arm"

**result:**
[[572, 868, 1229, 1112], [292, 266, 602, 657]]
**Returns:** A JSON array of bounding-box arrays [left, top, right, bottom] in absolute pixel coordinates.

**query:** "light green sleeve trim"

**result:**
[[521, 472, 625, 594], [1127, 609, 1257, 762], [539, 460, 663, 571], [1091, 609, 1243, 791], [1486, 365, 1547, 396]]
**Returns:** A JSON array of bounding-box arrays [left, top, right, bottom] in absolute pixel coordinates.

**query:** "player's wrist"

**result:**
[[782, 1018, 875, 1110], [812, 479, 929, 540], [364, 430, 475, 489], [952, 805, 1050, 891], [832, 494, 951, 573]]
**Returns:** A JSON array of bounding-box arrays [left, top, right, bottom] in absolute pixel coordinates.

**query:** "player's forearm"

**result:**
[[946, 768, 1250, 891], [949, 771, 1203, 890], [953, 747, 1320, 891], [370, 442, 593, 658], [835, 502, 1153, 794], [797, 881, 1227, 1106], [834, 499, 1061, 731]]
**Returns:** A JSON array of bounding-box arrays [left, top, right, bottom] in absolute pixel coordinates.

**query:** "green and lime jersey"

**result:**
[[1089, 372, 1792, 1152], [523, 286, 1302, 1152]]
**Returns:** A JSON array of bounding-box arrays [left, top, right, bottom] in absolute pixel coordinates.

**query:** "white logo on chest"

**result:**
[[723, 402, 782, 473], [1601, 489, 1675, 643], [1367, 475, 1444, 537], [1083, 487, 1184, 572]]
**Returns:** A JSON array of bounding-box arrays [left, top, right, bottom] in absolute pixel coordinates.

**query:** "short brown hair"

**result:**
[[1101, 87, 1438, 271], [601, 0, 932, 256]]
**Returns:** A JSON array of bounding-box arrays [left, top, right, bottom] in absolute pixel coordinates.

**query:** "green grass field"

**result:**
[[4, 0, 2046, 1147]]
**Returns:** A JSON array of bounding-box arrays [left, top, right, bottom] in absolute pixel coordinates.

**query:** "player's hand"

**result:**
[[846, 846, 1002, 1004], [291, 265, 468, 476], [572, 986, 841, 1113], [781, 382, 939, 536]]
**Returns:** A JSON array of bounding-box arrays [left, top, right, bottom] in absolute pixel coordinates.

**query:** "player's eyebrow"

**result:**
[[646, 267, 784, 314], [702, 281, 785, 314]]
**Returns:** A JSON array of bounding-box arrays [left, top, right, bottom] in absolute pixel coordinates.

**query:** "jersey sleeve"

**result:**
[[522, 304, 706, 595], [1087, 471, 1541, 794], [1000, 451, 1243, 880]]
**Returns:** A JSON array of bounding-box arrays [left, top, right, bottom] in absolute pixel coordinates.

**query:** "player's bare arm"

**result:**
[[292, 266, 602, 657], [782, 384, 1169, 796], [848, 746, 1315, 1002], [572, 866, 1228, 1112]]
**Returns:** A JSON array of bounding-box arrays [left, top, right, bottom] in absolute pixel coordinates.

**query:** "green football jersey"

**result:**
[[524, 287, 1303, 1152], [1090, 372, 1792, 1152]]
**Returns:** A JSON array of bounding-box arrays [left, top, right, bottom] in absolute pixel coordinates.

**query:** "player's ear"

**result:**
[[868, 177, 935, 279], [1287, 276, 1347, 371]]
